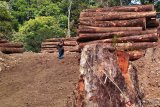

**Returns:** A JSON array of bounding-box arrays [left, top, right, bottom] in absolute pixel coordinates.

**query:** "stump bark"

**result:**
[[75, 44, 143, 107]]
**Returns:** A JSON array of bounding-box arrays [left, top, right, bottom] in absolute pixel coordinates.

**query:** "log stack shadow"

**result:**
[[0, 39, 24, 54], [77, 4, 159, 61], [41, 37, 78, 53]]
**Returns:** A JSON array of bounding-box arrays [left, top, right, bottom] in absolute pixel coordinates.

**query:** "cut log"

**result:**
[[45, 37, 78, 42], [42, 41, 77, 46], [146, 19, 159, 28], [86, 33, 158, 43], [78, 42, 158, 51], [0, 39, 8, 43], [41, 50, 55, 53], [78, 26, 143, 33], [0, 43, 23, 48], [79, 11, 156, 21], [75, 44, 143, 107], [127, 50, 145, 61], [0, 47, 24, 54], [80, 18, 146, 29], [83, 4, 154, 12], [77, 29, 157, 42]]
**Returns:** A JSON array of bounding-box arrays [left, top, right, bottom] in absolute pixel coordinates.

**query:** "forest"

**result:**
[[0, 0, 160, 52]]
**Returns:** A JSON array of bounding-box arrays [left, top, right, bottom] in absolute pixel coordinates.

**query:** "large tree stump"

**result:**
[[75, 44, 143, 107]]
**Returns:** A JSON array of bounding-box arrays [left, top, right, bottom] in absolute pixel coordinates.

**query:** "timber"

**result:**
[[0, 47, 24, 54], [0, 39, 8, 43], [75, 44, 143, 107], [78, 26, 143, 33], [87, 33, 158, 43], [78, 42, 158, 51], [42, 41, 77, 46], [83, 4, 154, 12], [77, 29, 157, 42], [79, 18, 146, 28], [127, 50, 145, 61], [45, 37, 78, 42], [0, 43, 23, 48], [79, 11, 156, 21]]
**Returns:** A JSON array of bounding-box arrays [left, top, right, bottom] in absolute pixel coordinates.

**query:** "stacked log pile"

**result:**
[[41, 37, 78, 53], [0, 39, 24, 54], [77, 4, 159, 61]]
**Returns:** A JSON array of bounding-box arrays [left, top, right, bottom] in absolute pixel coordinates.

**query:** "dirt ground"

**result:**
[[0, 48, 160, 107], [0, 52, 80, 107]]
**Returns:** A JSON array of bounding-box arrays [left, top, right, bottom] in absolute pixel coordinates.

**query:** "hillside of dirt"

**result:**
[[0, 48, 160, 107]]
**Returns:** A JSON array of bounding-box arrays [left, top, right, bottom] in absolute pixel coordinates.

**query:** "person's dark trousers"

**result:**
[[58, 49, 64, 59]]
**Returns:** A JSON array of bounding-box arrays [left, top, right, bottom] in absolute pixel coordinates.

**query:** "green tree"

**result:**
[[13, 16, 66, 52]]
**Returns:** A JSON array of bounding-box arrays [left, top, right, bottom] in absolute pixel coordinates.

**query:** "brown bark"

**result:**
[[88, 33, 158, 43], [78, 42, 158, 51], [146, 19, 159, 28], [0, 47, 24, 54], [80, 18, 146, 29], [77, 29, 157, 42], [45, 37, 78, 42], [0, 39, 8, 43], [127, 50, 145, 61], [83, 4, 154, 12], [0, 43, 23, 48], [75, 44, 143, 107], [79, 11, 156, 21], [42, 41, 77, 46], [78, 26, 143, 33]]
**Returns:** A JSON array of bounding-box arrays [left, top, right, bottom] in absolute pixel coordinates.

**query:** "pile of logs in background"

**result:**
[[0, 39, 24, 54], [77, 4, 159, 61], [41, 37, 78, 53]]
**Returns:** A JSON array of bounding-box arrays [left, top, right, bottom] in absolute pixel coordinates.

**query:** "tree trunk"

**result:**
[[0, 43, 23, 48], [79, 11, 156, 21], [86, 33, 158, 43], [77, 29, 157, 42], [127, 50, 145, 61], [42, 41, 77, 46], [83, 4, 154, 12], [78, 42, 158, 51], [75, 44, 143, 107], [66, 0, 72, 38], [78, 26, 143, 33], [80, 18, 146, 29], [45, 37, 78, 42], [0, 47, 24, 54]]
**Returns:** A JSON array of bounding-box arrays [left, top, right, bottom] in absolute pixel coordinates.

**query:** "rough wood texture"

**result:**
[[42, 41, 77, 46], [0, 47, 24, 54], [79, 42, 158, 51], [83, 33, 158, 43], [0, 39, 8, 43], [127, 50, 145, 61], [83, 4, 154, 12], [75, 44, 142, 107], [80, 18, 146, 29], [45, 37, 78, 42], [79, 11, 156, 21], [78, 26, 143, 33], [77, 29, 157, 42], [0, 43, 23, 48]]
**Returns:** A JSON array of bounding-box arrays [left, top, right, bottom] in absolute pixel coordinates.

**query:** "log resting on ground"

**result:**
[[42, 41, 77, 46], [77, 29, 157, 42], [75, 44, 143, 107], [82, 33, 158, 43], [45, 37, 78, 42], [80, 18, 146, 29], [83, 4, 154, 12], [79, 11, 156, 21], [78, 42, 158, 51], [0, 47, 24, 54], [127, 50, 145, 61], [0, 43, 23, 48], [78, 26, 143, 33], [0, 39, 8, 43]]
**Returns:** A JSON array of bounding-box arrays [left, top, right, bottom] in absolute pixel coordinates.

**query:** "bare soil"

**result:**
[[0, 48, 160, 107]]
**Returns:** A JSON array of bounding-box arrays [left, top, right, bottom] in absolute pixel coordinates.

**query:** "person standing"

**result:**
[[57, 39, 64, 59]]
